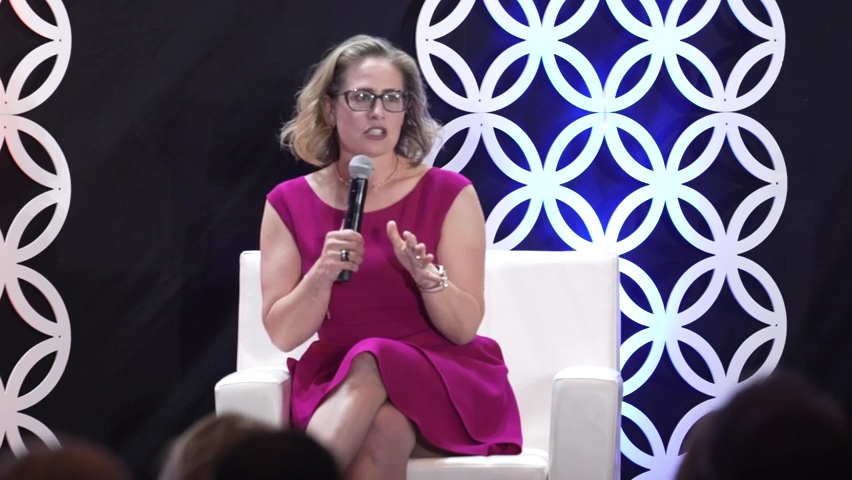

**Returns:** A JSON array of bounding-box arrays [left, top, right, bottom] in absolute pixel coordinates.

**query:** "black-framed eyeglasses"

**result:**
[[333, 89, 409, 112]]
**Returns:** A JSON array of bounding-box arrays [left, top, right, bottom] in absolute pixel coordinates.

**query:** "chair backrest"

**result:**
[[236, 250, 621, 452]]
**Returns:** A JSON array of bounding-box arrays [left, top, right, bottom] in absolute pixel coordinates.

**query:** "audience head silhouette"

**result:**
[[214, 428, 340, 480], [159, 413, 274, 480], [677, 370, 851, 480], [0, 439, 130, 480]]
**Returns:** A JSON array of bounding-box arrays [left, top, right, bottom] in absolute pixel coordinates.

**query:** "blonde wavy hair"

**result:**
[[278, 35, 440, 167]]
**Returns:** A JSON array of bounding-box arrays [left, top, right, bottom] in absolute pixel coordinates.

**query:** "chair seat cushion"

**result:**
[[407, 448, 548, 480]]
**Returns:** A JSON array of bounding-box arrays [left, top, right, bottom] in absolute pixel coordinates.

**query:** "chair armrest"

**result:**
[[214, 366, 291, 428], [549, 366, 623, 480]]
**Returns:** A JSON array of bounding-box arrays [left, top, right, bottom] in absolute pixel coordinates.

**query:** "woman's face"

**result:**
[[327, 57, 407, 162]]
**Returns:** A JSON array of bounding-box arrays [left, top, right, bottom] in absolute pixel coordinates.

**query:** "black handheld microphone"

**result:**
[[338, 155, 374, 282]]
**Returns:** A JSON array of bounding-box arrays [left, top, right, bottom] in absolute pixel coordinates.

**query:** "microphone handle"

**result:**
[[338, 178, 368, 283]]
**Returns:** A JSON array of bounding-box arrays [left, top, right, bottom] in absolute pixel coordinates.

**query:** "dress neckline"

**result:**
[[304, 167, 435, 214]]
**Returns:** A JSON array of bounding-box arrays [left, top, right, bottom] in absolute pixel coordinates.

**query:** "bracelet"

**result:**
[[419, 264, 448, 293]]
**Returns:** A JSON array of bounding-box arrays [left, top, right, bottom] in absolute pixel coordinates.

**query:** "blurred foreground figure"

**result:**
[[677, 370, 851, 480], [0, 439, 131, 480], [214, 428, 340, 480], [159, 412, 274, 480]]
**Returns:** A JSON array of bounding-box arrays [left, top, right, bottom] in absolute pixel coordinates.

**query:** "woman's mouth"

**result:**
[[365, 127, 387, 139]]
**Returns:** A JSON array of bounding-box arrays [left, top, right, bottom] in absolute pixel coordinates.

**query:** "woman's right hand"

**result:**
[[312, 229, 365, 287]]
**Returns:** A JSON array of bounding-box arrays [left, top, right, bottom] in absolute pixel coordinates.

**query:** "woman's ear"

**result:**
[[323, 96, 335, 127]]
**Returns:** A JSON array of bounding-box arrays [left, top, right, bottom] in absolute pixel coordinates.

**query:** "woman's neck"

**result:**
[[336, 152, 399, 186]]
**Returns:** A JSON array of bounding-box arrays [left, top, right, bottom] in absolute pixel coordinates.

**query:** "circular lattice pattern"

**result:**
[[416, 0, 786, 477], [0, 0, 72, 455]]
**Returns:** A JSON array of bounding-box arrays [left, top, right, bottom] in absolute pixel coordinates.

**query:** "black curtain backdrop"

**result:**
[[0, 0, 849, 479]]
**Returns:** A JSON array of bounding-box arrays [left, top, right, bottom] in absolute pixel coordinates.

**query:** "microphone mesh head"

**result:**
[[349, 155, 375, 180]]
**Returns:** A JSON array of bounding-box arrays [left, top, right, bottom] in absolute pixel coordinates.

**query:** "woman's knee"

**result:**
[[349, 352, 379, 374], [344, 352, 385, 394], [362, 403, 416, 458]]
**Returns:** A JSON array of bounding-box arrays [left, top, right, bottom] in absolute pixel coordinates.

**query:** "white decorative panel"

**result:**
[[416, 0, 786, 477], [0, 0, 72, 455]]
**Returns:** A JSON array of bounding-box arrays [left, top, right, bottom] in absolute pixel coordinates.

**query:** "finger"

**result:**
[[327, 250, 360, 271], [326, 240, 362, 257], [325, 238, 357, 253], [386, 221, 404, 248], [350, 244, 365, 258], [339, 244, 364, 260], [328, 232, 364, 248], [346, 250, 364, 266], [326, 248, 347, 262], [388, 222, 407, 251], [341, 244, 362, 258], [335, 229, 364, 244], [348, 232, 365, 248], [402, 234, 414, 251], [417, 250, 432, 268], [403, 231, 417, 250], [411, 243, 427, 265], [343, 254, 361, 269]]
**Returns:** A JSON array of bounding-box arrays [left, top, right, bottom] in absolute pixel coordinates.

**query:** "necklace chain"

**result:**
[[335, 156, 399, 190]]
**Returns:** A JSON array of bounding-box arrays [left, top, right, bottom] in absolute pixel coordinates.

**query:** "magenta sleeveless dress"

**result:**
[[266, 167, 522, 456]]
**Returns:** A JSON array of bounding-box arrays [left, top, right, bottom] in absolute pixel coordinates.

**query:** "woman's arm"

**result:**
[[260, 200, 366, 352], [419, 185, 487, 345], [260, 201, 330, 352]]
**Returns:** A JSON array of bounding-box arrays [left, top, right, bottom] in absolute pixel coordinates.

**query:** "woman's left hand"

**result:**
[[386, 220, 443, 288]]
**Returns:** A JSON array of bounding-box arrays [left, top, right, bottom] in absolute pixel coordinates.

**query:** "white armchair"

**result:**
[[215, 250, 622, 480]]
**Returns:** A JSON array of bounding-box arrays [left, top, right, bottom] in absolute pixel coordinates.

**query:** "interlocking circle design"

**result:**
[[416, 0, 786, 477], [0, 0, 72, 455]]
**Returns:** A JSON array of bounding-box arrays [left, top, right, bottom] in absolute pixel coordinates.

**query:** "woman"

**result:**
[[260, 34, 522, 479]]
